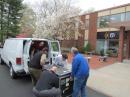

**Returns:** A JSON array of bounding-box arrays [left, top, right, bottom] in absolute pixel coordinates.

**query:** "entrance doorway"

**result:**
[[129, 40, 130, 59], [126, 32, 130, 59]]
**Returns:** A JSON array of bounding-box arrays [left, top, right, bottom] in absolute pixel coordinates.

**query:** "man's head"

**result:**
[[50, 66, 57, 73], [71, 47, 78, 56], [41, 47, 48, 54], [39, 42, 44, 47], [62, 53, 68, 60]]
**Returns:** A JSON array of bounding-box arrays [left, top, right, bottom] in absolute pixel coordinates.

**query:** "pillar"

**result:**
[[126, 32, 130, 59], [118, 26, 125, 62]]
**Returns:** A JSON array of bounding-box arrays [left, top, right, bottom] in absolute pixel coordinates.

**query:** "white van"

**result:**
[[0, 38, 61, 78]]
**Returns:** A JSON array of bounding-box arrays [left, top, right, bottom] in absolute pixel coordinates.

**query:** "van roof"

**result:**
[[7, 38, 58, 41]]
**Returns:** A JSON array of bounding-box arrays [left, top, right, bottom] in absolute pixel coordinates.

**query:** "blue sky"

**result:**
[[24, 0, 130, 11]]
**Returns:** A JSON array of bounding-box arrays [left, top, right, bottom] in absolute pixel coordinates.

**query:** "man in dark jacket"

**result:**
[[29, 47, 48, 86], [33, 66, 61, 97], [71, 47, 89, 97]]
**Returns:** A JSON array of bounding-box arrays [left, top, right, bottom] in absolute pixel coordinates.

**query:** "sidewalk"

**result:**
[[67, 53, 117, 69], [67, 53, 130, 97], [88, 60, 130, 97]]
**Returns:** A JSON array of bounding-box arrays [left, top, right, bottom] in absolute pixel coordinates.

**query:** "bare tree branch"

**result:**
[[33, 0, 82, 39]]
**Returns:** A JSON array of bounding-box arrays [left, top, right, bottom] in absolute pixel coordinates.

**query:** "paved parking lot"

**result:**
[[0, 64, 108, 97]]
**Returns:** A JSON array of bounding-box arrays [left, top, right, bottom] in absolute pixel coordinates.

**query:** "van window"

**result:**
[[51, 42, 59, 52], [24, 43, 28, 54]]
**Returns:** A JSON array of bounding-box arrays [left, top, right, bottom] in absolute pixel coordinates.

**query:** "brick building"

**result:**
[[61, 3, 130, 62]]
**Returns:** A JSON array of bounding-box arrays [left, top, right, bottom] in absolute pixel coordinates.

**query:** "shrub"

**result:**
[[100, 49, 104, 56], [106, 50, 112, 56], [83, 43, 91, 53]]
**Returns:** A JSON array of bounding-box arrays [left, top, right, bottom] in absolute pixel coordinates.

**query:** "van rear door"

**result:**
[[50, 41, 61, 64], [23, 40, 31, 73]]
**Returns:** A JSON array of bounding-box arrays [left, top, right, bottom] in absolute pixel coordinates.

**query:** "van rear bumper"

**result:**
[[16, 70, 26, 75], [16, 70, 30, 76], [13, 65, 29, 75]]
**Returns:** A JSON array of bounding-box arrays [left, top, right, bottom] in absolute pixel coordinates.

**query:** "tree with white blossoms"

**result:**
[[33, 0, 83, 40], [20, 5, 36, 35]]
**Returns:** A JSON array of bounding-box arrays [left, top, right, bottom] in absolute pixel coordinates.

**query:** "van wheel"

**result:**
[[0, 56, 4, 65], [10, 66, 17, 79]]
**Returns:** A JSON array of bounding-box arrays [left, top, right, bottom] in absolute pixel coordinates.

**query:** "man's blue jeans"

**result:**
[[72, 75, 89, 97]]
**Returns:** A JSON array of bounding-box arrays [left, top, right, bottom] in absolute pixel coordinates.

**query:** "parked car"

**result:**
[[0, 38, 61, 79]]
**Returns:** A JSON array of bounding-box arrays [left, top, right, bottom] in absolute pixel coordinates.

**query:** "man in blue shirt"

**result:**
[[71, 47, 89, 97]]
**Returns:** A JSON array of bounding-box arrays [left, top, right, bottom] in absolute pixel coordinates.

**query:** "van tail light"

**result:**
[[16, 58, 22, 65]]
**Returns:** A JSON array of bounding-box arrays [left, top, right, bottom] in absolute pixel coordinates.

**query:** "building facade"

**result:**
[[62, 3, 130, 62], [85, 3, 130, 62]]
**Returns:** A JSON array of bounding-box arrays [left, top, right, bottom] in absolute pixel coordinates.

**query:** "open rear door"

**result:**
[[23, 40, 31, 73], [50, 41, 61, 64]]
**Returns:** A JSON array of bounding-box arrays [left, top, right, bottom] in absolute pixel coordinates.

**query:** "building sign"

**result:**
[[109, 32, 119, 39], [97, 32, 119, 39], [110, 32, 116, 38]]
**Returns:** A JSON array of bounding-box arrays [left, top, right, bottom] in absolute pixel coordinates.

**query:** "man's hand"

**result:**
[[70, 76, 73, 81]]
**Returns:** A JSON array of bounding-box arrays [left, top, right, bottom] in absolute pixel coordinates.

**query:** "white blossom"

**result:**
[[33, 0, 83, 40]]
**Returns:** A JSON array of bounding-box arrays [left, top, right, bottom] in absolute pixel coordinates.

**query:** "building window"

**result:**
[[96, 32, 119, 56], [110, 13, 125, 22], [84, 40, 88, 47], [84, 30, 88, 40], [97, 32, 119, 39], [96, 40, 106, 54], [97, 32, 109, 39], [97, 15, 110, 28], [126, 11, 130, 20], [85, 19, 89, 29]]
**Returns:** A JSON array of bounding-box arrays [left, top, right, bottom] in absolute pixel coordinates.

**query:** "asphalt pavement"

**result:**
[[0, 64, 109, 97]]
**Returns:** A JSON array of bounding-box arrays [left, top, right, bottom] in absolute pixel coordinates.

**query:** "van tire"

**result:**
[[10, 66, 17, 79], [0, 56, 4, 65]]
